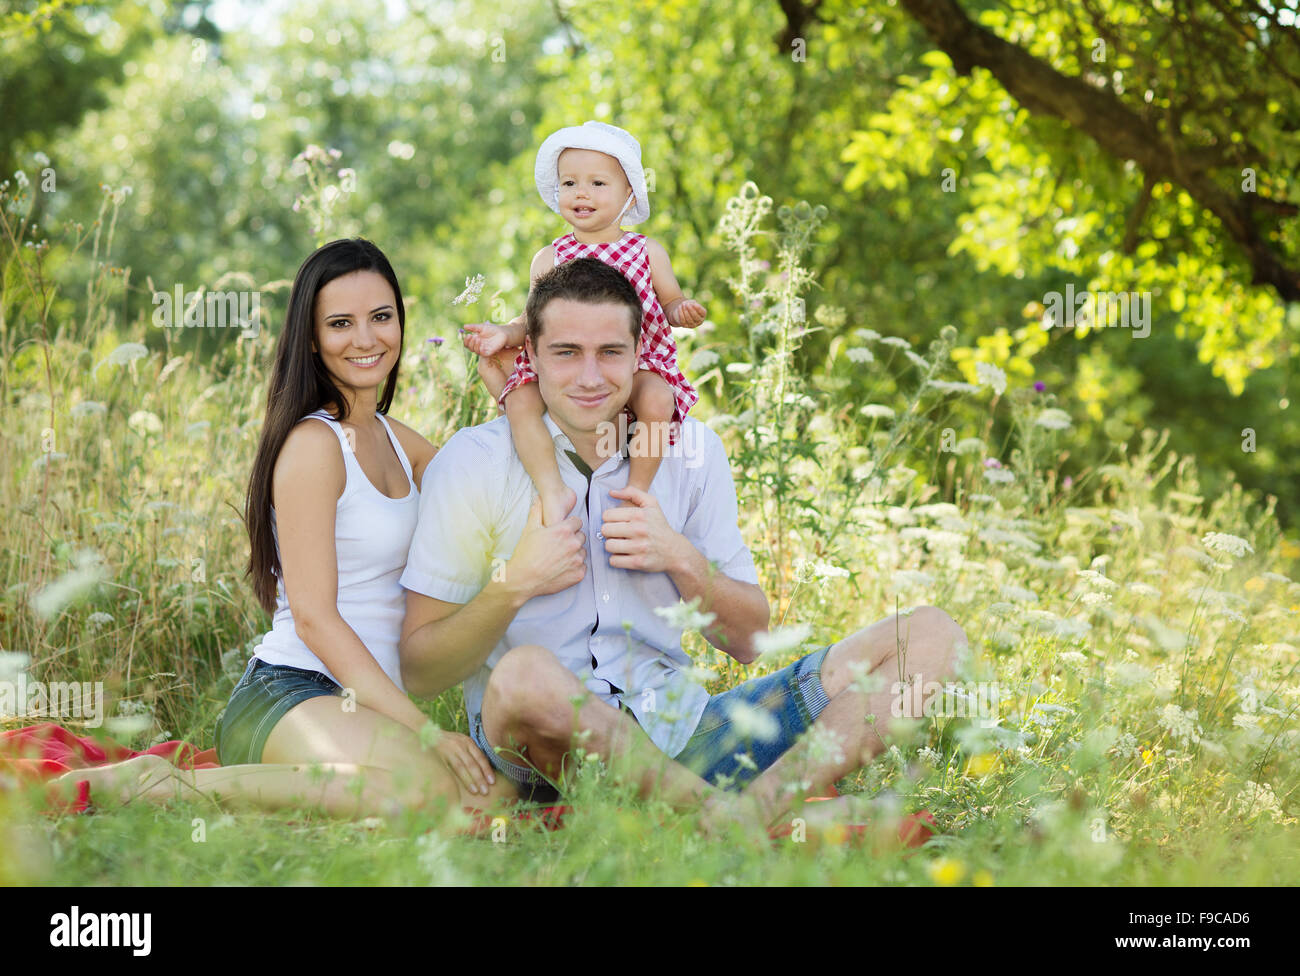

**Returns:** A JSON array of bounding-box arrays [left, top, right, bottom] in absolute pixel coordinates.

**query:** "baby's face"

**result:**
[[556, 148, 633, 233]]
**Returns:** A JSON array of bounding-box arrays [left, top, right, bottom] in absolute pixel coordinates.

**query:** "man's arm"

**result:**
[[400, 498, 587, 698], [603, 486, 770, 664], [663, 527, 769, 663], [399, 583, 523, 699]]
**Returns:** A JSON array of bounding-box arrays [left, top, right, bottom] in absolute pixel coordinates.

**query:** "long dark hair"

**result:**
[[244, 238, 406, 615]]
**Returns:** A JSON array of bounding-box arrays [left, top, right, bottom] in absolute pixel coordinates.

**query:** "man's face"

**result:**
[[525, 298, 641, 440]]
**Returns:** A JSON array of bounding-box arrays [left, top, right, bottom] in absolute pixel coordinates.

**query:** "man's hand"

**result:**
[[503, 497, 586, 604], [602, 486, 687, 573], [461, 321, 509, 357]]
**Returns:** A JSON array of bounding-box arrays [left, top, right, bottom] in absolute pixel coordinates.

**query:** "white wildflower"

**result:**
[[846, 347, 874, 364], [1201, 532, 1253, 559], [904, 350, 929, 370], [752, 623, 813, 657], [71, 401, 107, 419], [451, 274, 486, 306], [984, 467, 1015, 484], [854, 328, 881, 342], [1000, 584, 1038, 603], [916, 746, 942, 768], [892, 569, 935, 589], [927, 380, 980, 395], [1081, 591, 1111, 607], [726, 700, 780, 743], [1051, 617, 1092, 638], [1034, 408, 1073, 430], [86, 611, 114, 629], [804, 724, 846, 767], [880, 336, 912, 349], [653, 597, 716, 632], [30, 550, 107, 620], [128, 410, 163, 435], [104, 342, 150, 367], [1234, 781, 1286, 824], [692, 349, 720, 370], [859, 403, 894, 419], [987, 630, 1020, 652], [0, 650, 31, 685], [1111, 661, 1152, 687], [1158, 704, 1202, 748], [975, 361, 1007, 395]]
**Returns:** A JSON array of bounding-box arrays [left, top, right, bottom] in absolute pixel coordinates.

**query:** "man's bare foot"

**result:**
[[698, 791, 774, 845], [541, 486, 577, 527]]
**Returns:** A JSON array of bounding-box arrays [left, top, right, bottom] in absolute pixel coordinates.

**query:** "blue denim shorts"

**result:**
[[674, 644, 832, 789], [469, 645, 833, 800], [470, 708, 563, 805], [215, 658, 341, 765]]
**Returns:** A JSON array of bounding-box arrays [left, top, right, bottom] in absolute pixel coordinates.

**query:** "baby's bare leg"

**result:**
[[504, 382, 576, 526], [626, 371, 677, 494]]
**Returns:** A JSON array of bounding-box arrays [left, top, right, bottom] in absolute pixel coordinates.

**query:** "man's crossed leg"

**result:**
[[476, 606, 969, 830]]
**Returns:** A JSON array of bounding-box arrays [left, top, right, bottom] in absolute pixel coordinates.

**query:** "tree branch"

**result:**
[[897, 0, 1300, 302]]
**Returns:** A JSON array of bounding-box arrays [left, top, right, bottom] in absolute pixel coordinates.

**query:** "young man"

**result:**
[[398, 258, 967, 830]]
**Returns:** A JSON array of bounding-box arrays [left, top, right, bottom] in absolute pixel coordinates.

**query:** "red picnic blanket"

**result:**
[[0, 722, 220, 813]]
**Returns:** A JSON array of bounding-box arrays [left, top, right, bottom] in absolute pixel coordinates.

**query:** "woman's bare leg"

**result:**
[[262, 696, 519, 814]]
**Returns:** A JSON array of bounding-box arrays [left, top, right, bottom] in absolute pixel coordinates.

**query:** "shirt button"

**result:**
[[597, 531, 604, 540], [603, 592, 610, 602]]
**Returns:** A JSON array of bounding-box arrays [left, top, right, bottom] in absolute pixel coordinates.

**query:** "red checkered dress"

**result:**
[[498, 232, 698, 433]]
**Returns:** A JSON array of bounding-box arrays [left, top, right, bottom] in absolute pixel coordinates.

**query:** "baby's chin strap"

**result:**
[[615, 190, 635, 224]]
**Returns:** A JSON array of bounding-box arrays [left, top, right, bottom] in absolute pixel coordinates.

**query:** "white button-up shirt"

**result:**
[[400, 412, 759, 757]]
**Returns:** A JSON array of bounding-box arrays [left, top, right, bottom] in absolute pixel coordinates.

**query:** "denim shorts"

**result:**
[[675, 644, 832, 789], [470, 708, 563, 805], [468, 645, 833, 800], [215, 658, 341, 765]]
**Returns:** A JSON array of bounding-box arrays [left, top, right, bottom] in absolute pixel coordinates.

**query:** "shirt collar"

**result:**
[[541, 410, 630, 469]]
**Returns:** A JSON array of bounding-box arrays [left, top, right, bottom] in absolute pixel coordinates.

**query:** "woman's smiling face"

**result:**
[[312, 270, 402, 400]]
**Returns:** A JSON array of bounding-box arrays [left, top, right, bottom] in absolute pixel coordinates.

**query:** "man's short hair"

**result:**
[[525, 258, 642, 347]]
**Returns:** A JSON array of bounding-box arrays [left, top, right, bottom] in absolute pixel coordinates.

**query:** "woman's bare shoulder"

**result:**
[[382, 415, 438, 487], [274, 418, 346, 497]]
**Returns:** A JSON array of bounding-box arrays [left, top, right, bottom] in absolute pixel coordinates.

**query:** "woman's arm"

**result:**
[[273, 422, 431, 733]]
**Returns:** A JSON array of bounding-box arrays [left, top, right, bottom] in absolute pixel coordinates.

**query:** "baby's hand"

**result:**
[[667, 298, 707, 329], [461, 322, 509, 357]]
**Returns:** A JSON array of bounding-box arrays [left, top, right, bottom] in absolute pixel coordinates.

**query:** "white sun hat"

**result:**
[[534, 121, 650, 226]]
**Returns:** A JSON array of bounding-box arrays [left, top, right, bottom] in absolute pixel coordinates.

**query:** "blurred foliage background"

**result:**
[[3, 0, 1298, 526]]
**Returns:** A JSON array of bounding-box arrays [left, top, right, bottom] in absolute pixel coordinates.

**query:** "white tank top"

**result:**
[[251, 409, 419, 691]]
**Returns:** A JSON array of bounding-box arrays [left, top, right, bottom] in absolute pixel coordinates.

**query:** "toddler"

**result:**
[[463, 121, 705, 526]]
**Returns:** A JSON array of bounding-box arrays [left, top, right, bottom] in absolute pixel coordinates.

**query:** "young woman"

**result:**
[[52, 240, 518, 820]]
